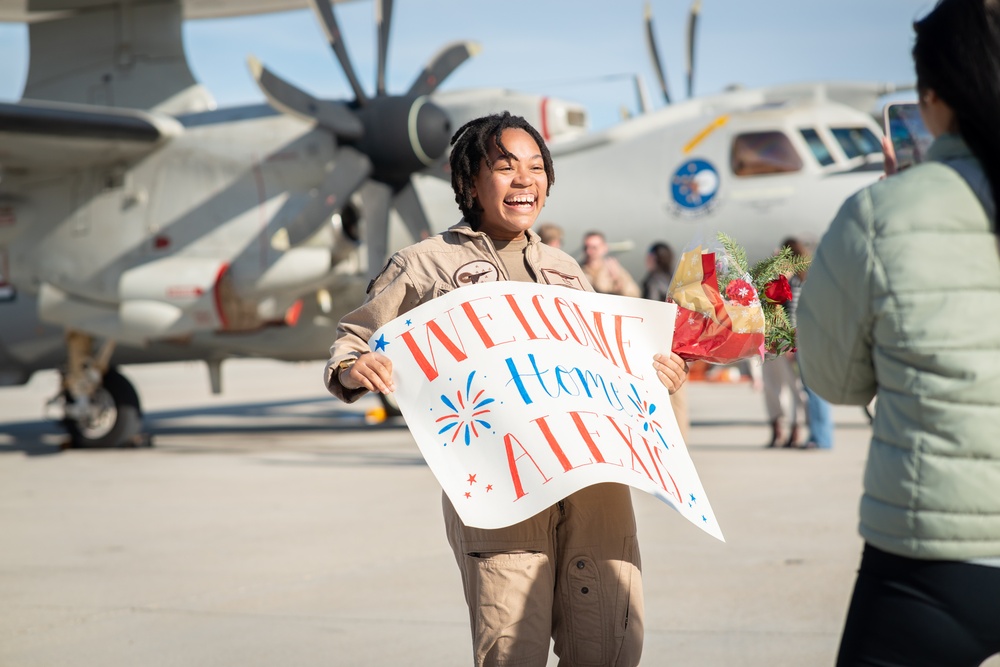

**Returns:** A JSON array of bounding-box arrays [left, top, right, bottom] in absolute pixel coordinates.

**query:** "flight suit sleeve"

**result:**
[[324, 256, 423, 402], [797, 189, 878, 406]]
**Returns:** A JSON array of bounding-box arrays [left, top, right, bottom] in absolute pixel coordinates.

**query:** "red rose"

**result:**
[[724, 279, 756, 306], [764, 275, 792, 304]]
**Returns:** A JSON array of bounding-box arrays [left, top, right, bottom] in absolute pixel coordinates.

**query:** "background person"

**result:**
[[535, 221, 564, 248], [580, 230, 641, 297], [640, 241, 690, 441], [761, 238, 807, 448], [325, 112, 689, 667], [798, 1, 1000, 663], [641, 241, 675, 302]]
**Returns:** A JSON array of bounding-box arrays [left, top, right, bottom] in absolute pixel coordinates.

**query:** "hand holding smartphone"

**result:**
[[883, 102, 934, 171]]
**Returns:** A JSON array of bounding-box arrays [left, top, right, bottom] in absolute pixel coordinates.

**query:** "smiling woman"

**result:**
[[323, 111, 691, 666]]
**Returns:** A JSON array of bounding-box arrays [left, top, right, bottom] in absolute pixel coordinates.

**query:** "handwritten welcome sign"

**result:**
[[369, 282, 723, 541]]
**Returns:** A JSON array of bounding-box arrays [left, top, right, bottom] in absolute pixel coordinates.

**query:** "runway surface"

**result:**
[[1, 359, 996, 666]]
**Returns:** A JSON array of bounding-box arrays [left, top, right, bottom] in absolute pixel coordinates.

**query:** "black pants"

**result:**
[[836, 543, 1000, 667]]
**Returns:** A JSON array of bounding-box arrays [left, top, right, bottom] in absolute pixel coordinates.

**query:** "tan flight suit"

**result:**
[[326, 221, 644, 666]]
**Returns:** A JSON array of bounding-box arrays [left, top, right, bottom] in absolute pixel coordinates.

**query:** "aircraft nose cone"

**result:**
[[412, 98, 451, 164]]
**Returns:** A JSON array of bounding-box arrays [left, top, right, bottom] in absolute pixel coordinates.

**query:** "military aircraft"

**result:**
[[0, 0, 588, 447], [416, 2, 906, 278], [0, 0, 906, 448]]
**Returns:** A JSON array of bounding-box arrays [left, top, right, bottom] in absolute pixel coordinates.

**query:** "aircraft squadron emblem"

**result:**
[[670, 158, 720, 217]]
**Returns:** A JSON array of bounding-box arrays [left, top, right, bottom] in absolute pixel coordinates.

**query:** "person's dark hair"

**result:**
[[449, 112, 555, 226], [648, 242, 675, 274], [912, 0, 1000, 228], [780, 237, 805, 258]]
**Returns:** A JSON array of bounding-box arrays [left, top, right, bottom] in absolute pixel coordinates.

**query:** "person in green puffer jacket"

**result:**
[[797, 0, 1000, 664]]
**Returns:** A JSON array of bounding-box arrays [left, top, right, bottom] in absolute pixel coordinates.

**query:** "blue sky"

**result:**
[[0, 0, 929, 130]]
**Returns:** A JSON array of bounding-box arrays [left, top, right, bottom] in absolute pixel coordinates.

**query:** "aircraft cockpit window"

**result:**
[[831, 127, 881, 160], [730, 132, 804, 176], [799, 129, 835, 166]]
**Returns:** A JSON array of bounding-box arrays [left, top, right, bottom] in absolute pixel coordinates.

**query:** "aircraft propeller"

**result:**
[[644, 0, 702, 103], [249, 0, 480, 276]]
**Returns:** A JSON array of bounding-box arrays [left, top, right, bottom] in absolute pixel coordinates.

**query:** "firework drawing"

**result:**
[[436, 371, 495, 446], [627, 384, 670, 449]]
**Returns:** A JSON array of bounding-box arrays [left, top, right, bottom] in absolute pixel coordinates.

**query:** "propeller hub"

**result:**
[[355, 96, 451, 184]]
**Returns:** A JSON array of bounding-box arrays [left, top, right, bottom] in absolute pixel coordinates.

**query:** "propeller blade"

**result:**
[[406, 41, 482, 98], [391, 180, 431, 245], [375, 0, 394, 96], [284, 147, 372, 247], [247, 56, 363, 140], [686, 0, 702, 99], [359, 180, 394, 279], [644, 2, 671, 105], [309, 0, 369, 105]]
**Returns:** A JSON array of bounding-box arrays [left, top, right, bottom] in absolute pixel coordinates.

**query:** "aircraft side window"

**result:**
[[831, 127, 881, 160], [730, 131, 804, 177], [799, 129, 836, 166]]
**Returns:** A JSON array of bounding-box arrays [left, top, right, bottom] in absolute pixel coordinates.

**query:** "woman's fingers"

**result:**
[[653, 352, 689, 395], [342, 352, 395, 393]]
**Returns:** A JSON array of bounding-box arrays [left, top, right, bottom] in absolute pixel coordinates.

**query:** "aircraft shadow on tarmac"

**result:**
[[0, 395, 409, 456]]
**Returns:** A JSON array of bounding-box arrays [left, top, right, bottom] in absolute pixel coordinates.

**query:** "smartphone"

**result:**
[[883, 102, 933, 171]]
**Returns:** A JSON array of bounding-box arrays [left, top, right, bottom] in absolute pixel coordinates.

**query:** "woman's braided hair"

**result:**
[[449, 111, 555, 227]]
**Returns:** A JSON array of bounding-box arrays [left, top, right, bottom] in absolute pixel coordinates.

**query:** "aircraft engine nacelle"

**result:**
[[117, 257, 232, 339]]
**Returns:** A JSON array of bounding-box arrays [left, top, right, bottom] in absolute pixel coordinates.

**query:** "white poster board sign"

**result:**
[[369, 281, 723, 541]]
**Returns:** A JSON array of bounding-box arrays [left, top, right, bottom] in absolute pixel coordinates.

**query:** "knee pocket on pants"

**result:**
[[561, 538, 642, 666], [464, 551, 553, 665]]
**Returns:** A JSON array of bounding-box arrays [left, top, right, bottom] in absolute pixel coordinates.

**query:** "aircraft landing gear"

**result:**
[[61, 367, 148, 448], [57, 331, 149, 448]]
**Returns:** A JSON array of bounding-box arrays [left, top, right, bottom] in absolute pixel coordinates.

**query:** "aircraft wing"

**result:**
[[0, 0, 357, 22], [0, 100, 182, 170]]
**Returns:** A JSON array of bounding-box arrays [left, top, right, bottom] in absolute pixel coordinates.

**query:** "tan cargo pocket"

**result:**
[[464, 551, 553, 665]]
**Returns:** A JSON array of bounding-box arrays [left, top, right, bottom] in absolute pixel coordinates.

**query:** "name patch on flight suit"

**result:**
[[453, 261, 500, 286], [539, 268, 586, 290]]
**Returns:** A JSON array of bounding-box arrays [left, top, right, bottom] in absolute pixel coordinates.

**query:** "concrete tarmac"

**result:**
[[1, 359, 997, 667]]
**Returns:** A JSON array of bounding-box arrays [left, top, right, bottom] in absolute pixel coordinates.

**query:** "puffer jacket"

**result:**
[[798, 134, 1000, 560], [325, 220, 593, 402]]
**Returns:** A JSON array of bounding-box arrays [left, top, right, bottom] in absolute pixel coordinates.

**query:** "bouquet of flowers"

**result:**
[[667, 233, 810, 363]]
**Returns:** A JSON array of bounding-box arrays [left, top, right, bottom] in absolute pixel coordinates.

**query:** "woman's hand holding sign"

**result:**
[[653, 352, 689, 395], [340, 352, 396, 394]]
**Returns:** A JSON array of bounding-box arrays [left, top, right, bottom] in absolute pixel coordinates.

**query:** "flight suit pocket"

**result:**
[[464, 551, 553, 666], [565, 552, 607, 665]]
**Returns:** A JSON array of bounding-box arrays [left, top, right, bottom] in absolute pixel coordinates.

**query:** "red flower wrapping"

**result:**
[[763, 275, 792, 304], [725, 279, 756, 306], [670, 252, 765, 364]]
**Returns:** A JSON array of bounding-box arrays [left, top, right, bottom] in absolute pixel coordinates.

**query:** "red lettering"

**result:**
[[399, 314, 468, 381], [652, 443, 683, 502], [568, 411, 610, 465], [570, 303, 616, 365], [614, 314, 644, 379], [605, 415, 665, 489], [461, 297, 515, 349], [504, 432, 553, 500], [504, 294, 548, 341], [554, 297, 585, 344], [532, 414, 577, 472], [532, 295, 568, 341]]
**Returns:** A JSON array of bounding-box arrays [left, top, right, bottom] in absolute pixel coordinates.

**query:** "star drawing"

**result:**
[[373, 334, 389, 352], [467, 473, 477, 486]]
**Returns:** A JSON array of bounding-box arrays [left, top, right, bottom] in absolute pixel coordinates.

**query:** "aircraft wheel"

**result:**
[[63, 368, 146, 448]]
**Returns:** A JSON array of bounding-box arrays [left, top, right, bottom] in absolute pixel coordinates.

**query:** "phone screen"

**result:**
[[883, 102, 933, 170]]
